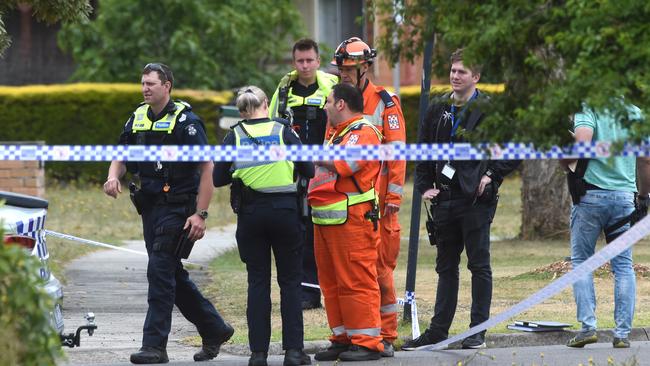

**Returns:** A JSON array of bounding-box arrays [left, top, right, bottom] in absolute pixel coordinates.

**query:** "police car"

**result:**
[[1, 191, 65, 336], [1, 191, 97, 347]]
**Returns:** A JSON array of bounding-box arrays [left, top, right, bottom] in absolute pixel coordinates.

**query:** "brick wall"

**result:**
[[0, 161, 45, 197]]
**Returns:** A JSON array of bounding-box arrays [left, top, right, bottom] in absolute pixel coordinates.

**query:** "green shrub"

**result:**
[[0, 83, 232, 182], [0, 238, 63, 366]]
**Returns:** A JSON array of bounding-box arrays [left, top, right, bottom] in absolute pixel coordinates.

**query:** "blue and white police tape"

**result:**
[[414, 214, 650, 351], [1, 140, 649, 162], [398, 293, 422, 339], [44, 230, 201, 266]]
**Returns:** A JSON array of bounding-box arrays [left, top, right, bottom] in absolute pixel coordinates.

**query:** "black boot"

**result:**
[[314, 342, 349, 361], [248, 351, 268, 366], [284, 349, 311, 366], [130, 346, 169, 364], [193, 323, 235, 361], [338, 345, 381, 361]]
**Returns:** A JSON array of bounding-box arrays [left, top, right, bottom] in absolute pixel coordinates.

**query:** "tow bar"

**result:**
[[61, 312, 98, 348]]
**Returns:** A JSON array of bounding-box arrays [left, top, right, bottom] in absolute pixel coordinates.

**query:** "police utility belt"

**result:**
[[129, 182, 196, 215], [229, 178, 295, 214]]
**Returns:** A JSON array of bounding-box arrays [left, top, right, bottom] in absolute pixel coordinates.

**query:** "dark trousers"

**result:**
[[302, 209, 321, 303], [236, 196, 304, 352], [427, 197, 496, 339], [141, 203, 229, 349]]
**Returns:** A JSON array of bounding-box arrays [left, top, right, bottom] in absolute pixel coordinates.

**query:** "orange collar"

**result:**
[[332, 114, 363, 137]]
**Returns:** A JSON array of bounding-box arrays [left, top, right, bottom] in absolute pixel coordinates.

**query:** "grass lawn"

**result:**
[[203, 175, 650, 346], [45, 180, 234, 281]]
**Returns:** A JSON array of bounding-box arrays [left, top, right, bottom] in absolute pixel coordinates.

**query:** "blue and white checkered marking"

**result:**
[[1, 141, 648, 162], [13, 213, 49, 279]]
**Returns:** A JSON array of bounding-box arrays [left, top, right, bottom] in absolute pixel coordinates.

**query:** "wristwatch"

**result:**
[[197, 210, 209, 220]]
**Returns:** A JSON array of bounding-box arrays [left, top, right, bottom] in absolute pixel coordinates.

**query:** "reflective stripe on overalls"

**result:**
[[309, 119, 382, 225], [231, 120, 296, 193]]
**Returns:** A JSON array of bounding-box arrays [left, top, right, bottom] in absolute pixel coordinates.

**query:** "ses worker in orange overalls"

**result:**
[[332, 37, 407, 357], [309, 83, 384, 362]]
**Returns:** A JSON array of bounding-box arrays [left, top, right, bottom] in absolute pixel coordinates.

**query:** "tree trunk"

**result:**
[[520, 160, 572, 239]]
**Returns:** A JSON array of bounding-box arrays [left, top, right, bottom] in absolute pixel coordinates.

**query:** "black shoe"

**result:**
[[193, 323, 235, 361], [249, 351, 268, 366], [401, 329, 447, 351], [380, 340, 394, 357], [461, 332, 486, 349], [314, 342, 349, 361], [301, 300, 322, 310], [338, 345, 381, 361], [130, 346, 169, 364], [283, 349, 311, 366]]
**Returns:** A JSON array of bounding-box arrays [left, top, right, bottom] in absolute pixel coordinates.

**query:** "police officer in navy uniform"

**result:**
[[103, 63, 233, 364], [214, 85, 314, 366]]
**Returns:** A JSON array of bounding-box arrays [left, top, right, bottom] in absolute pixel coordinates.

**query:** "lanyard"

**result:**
[[450, 89, 478, 138]]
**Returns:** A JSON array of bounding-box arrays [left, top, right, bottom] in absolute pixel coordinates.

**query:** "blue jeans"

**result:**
[[570, 190, 636, 338]]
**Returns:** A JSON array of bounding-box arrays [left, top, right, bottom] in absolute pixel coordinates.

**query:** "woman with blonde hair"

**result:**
[[213, 86, 314, 366]]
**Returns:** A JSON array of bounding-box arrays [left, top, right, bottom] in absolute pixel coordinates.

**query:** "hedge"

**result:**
[[0, 83, 232, 181], [0, 82, 502, 182]]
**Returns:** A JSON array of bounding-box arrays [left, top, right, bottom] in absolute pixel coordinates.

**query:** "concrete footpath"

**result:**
[[61, 224, 239, 365], [61, 223, 650, 365]]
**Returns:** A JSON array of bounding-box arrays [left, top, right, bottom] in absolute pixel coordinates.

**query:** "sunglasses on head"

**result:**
[[143, 63, 169, 82]]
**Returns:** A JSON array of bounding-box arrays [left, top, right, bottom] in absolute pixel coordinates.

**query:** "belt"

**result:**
[[243, 189, 295, 202], [585, 182, 606, 191], [154, 193, 196, 205], [434, 188, 466, 202]]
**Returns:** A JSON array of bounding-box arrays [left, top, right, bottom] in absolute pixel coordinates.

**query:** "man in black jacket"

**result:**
[[403, 49, 520, 350]]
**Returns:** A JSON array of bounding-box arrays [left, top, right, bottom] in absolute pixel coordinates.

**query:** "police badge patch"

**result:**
[[388, 114, 400, 130], [186, 125, 197, 136], [346, 134, 359, 145]]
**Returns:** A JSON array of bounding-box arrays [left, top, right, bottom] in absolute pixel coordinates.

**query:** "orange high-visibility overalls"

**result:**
[[362, 80, 407, 343], [308, 115, 384, 352]]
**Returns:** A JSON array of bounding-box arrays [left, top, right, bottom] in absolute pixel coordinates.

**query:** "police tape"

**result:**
[[415, 214, 650, 351], [1, 141, 649, 162], [398, 294, 422, 339], [44, 230, 201, 266]]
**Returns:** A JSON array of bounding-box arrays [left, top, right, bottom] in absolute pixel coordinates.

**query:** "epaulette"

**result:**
[[175, 100, 192, 109], [378, 89, 395, 108]]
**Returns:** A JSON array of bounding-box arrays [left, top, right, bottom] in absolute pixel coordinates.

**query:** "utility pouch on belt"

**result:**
[[424, 201, 438, 246], [129, 182, 147, 215], [174, 227, 195, 259], [230, 178, 243, 214], [566, 159, 589, 205]]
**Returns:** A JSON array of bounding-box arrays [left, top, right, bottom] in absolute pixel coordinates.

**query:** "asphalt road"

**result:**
[[64, 342, 650, 366], [59, 223, 650, 366]]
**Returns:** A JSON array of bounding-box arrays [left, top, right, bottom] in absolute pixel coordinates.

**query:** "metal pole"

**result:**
[[403, 33, 435, 322]]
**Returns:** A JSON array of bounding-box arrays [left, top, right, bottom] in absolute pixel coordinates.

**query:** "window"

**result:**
[[318, 0, 364, 51]]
